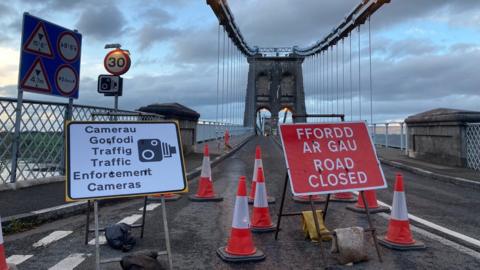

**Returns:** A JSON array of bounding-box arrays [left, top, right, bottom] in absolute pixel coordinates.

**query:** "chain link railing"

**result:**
[[0, 97, 164, 184], [466, 123, 480, 171]]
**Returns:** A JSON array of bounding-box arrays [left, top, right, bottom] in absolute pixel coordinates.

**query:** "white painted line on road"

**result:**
[[353, 191, 480, 257], [31, 202, 85, 215], [88, 235, 106, 246], [139, 203, 161, 211], [33, 230, 73, 248], [117, 214, 142, 225], [48, 253, 89, 270], [7, 254, 33, 265]]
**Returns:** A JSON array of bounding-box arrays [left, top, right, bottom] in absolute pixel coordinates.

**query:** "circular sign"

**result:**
[[104, 49, 131, 75], [55, 65, 78, 96], [57, 32, 80, 62]]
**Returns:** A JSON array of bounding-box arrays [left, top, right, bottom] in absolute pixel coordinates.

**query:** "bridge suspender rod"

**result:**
[[342, 38, 345, 116], [331, 46, 334, 114], [369, 16, 373, 127], [336, 43, 339, 115], [221, 28, 226, 124], [358, 25, 362, 121], [216, 24, 220, 126], [350, 33, 353, 121]]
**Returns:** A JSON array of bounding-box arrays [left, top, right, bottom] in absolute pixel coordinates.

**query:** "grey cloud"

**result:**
[[75, 4, 127, 40], [168, 25, 219, 64], [137, 24, 178, 51]]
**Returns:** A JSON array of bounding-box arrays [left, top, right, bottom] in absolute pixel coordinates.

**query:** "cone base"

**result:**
[[248, 196, 275, 204], [188, 194, 223, 202], [251, 225, 276, 233], [345, 205, 390, 214], [378, 237, 426, 251], [330, 196, 357, 203], [217, 247, 265, 262], [292, 196, 326, 204], [149, 194, 182, 201]]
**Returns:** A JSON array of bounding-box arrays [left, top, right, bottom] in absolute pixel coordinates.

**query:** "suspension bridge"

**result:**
[[0, 0, 479, 269]]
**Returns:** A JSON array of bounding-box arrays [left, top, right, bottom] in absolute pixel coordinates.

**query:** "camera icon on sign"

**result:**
[[137, 139, 177, 162]]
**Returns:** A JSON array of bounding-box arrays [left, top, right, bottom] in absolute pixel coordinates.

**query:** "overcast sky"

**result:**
[[0, 0, 479, 123]]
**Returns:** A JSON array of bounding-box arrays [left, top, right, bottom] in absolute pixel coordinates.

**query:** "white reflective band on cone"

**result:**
[[200, 156, 211, 179], [252, 159, 263, 182], [253, 183, 268, 208], [232, 196, 250, 229], [391, 192, 409, 221]]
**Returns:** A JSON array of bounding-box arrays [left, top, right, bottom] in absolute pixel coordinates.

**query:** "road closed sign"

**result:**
[[65, 121, 188, 201], [279, 122, 387, 196]]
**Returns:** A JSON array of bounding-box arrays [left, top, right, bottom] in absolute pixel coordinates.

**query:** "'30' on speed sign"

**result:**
[[104, 49, 131, 75]]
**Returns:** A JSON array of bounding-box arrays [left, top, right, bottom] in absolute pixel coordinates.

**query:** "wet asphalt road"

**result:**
[[4, 136, 480, 269]]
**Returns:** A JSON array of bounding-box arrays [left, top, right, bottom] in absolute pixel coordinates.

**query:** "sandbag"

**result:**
[[331, 227, 368, 265], [301, 210, 332, 242], [120, 250, 163, 270], [105, 223, 136, 252]]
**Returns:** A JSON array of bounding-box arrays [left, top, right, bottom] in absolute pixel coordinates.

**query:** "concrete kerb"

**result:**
[[379, 158, 480, 191], [0, 133, 255, 230]]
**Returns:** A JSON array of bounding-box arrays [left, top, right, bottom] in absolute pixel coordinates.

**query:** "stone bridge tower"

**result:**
[[243, 55, 306, 127]]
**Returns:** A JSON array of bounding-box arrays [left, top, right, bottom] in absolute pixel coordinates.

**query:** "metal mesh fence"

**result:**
[[0, 98, 161, 184], [466, 123, 480, 171]]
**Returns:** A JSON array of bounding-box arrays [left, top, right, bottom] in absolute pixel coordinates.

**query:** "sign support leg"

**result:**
[[309, 195, 327, 267], [360, 191, 382, 262], [140, 196, 147, 238], [322, 194, 331, 220], [10, 89, 24, 183], [94, 200, 101, 270], [84, 200, 91, 245], [275, 172, 289, 240], [161, 196, 173, 270]]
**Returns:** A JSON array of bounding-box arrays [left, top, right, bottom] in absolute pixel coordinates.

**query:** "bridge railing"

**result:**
[[196, 120, 253, 142], [466, 123, 480, 171], [369, 122, 408, 153]]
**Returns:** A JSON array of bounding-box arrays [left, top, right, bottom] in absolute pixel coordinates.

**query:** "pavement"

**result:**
[[0, 133, 253, 229], [2, 136, 480, 269]]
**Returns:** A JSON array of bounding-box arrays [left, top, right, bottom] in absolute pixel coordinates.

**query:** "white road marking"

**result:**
[[33, 231, 73, 248], [353, 191, 480, 258], [31, 202, 85, 215], [6, 254, 33, 265], [117, 214, 142, 225], [139, 203, 161, 211], [48, 253, 89, 270], [88, 234, 106, 246]]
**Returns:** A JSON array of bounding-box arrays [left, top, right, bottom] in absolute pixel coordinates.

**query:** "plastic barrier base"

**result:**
[[188, 194, 223, 202], [248, 196, 275, 204], [378, 237, 426, 251], [251, 225, 276, 233], [216, 247, 265, 262], [345, 205, 390, 214]]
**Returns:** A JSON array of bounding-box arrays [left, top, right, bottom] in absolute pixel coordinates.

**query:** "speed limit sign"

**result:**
[[104, 49, 131, 75]]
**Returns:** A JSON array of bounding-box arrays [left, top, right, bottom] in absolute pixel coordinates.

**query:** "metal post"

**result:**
[[360, 191, 382, 262], [385, 123, 389, 148], [94, 200, 100, 270], [84, 200, 91, 245], [275, 173, 289, 240], [373, 123, 377, 145], [10, 90, 24, 183], [405, 125, 409, 155], [161, 196, 173, 270], [60, 98, 74, 175]]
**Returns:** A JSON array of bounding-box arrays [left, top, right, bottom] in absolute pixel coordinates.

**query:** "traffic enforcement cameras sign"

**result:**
[[279, 121, 387, 196], [97, 75, 122, 96], [65, 121, 188, 201]]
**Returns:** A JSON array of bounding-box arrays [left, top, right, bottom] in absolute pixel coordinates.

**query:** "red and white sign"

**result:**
[[20, 58, 51, 93], [279, 121, 387, 196], [55, 65, 78, 96], [57, 32, 80, 62], [104, 49, 131, 75], [23, 22, 53, 58]]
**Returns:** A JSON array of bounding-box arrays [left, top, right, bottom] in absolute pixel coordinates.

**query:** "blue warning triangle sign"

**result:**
[[21, 58, 51, 93]]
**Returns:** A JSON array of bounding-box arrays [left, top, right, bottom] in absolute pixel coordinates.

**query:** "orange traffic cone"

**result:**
[[251, 168, 276, 233], [149, 193, 181, 201], [217, 176, 265, 262], [331, 192, 356, 203], [292, 194, 326, 204], [379, 174, 425, 250], [189, 144, 223, 202], [1, 216, 12, 270], [224, 129, 232, 150], [248, 146, 275, 204], [346, 190, 389, 214]]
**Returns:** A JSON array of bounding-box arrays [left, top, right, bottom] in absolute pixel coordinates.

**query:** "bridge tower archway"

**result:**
[[244, 55, 307, 127]]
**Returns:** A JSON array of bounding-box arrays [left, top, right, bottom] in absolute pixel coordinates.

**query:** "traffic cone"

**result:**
[[248, 146, 275, 204], [1, 216, 13, 270], [331, 192, 356, 203], [189, 144, 223, 202], [224, 129, 232, 150], [378, 174, 425, 250], [149, 193, 181, 201], [251, 168, 276, 233], [346, 190, 390, 214], [292, 194, 326, 204], [217, 176, 265, 262]]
